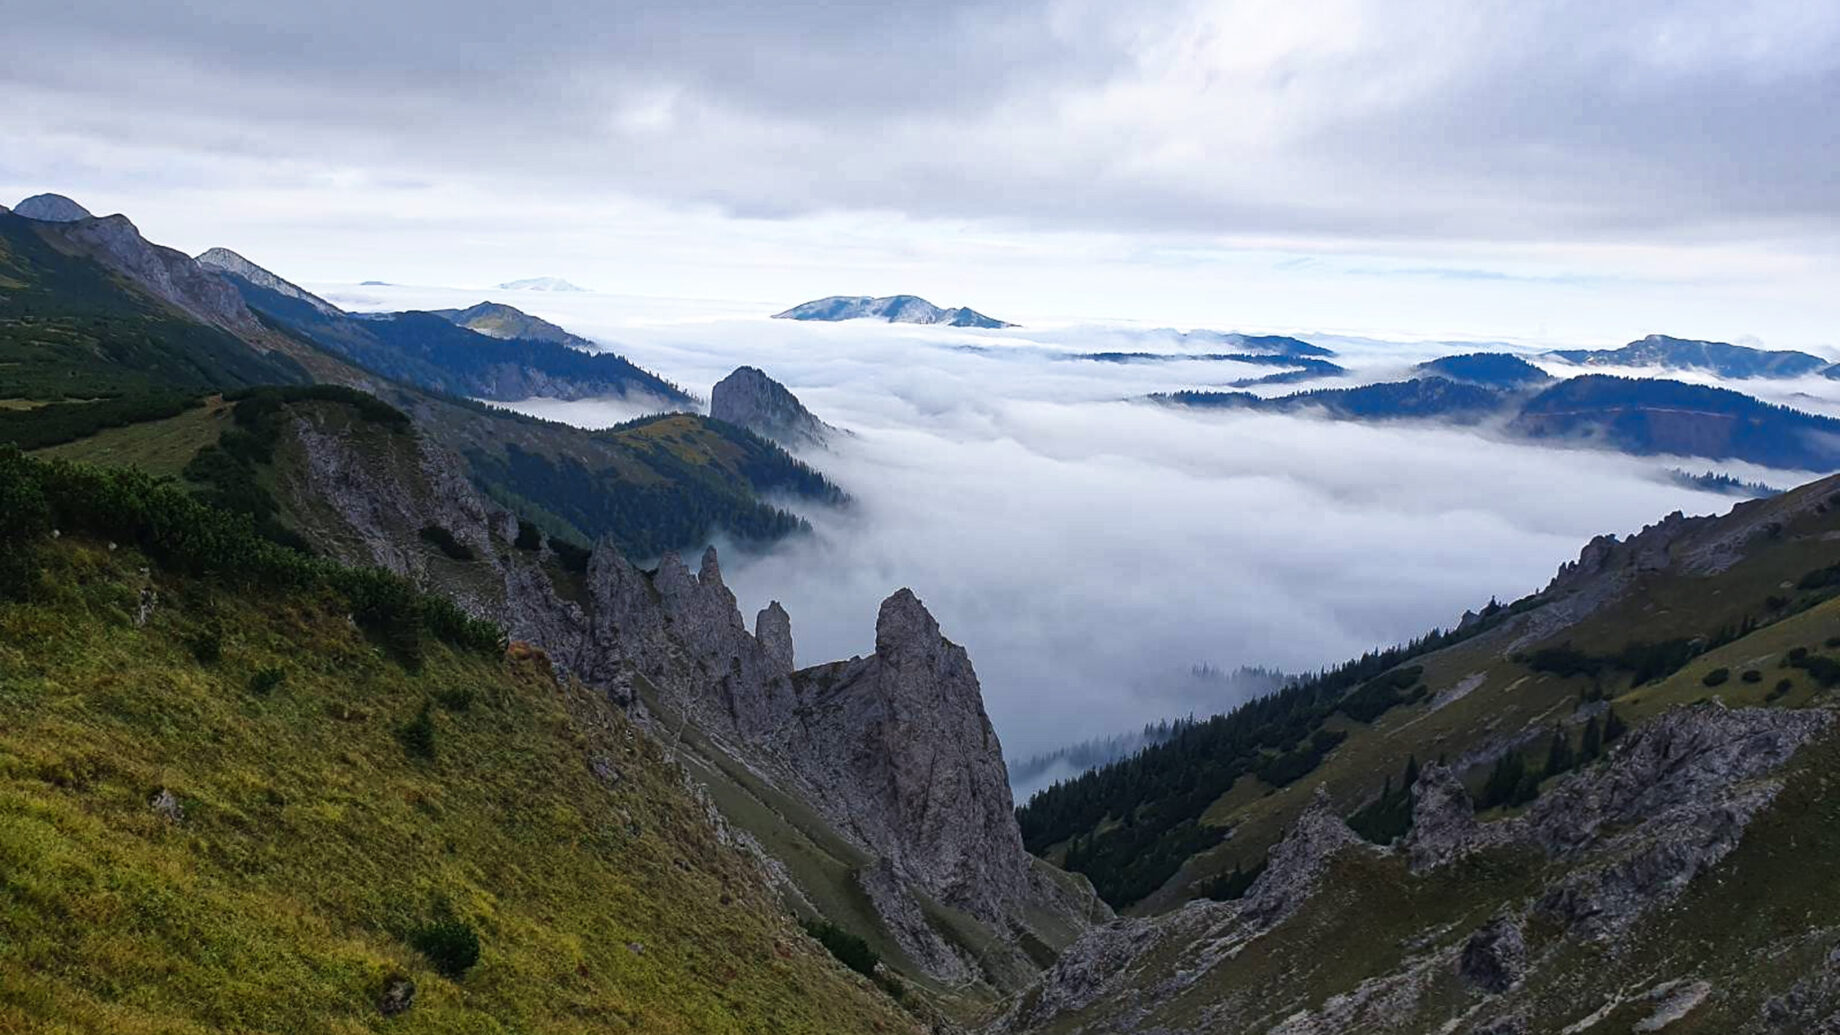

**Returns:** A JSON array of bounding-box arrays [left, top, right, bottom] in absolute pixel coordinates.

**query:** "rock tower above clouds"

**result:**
[[709, 366, 834, 449]]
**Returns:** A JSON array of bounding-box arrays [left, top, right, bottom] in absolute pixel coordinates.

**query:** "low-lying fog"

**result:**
[[323, 283, 1826, 760]]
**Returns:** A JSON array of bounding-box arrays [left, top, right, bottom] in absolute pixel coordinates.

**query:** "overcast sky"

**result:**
[[5, 0, 1839, 341]]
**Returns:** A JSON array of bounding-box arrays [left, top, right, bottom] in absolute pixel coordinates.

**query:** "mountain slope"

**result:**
[[0, 210, 308, 398], [427, 300, 590, 345], [203, 252, 692, 405], [1004, 471, 1840, 1033], [0, 453, 918, 1033], [774, 295, 1015, 329], [1512, 374, 1840, 470]]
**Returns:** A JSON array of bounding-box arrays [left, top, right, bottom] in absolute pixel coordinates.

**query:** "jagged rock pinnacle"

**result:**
[[756, 601, 795, 673]]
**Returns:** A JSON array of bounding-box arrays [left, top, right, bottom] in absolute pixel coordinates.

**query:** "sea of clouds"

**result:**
[[320, 282, 1832, 762]]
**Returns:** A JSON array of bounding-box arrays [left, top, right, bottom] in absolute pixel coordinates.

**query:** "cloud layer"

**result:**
[[326, 282, 1780, 757]]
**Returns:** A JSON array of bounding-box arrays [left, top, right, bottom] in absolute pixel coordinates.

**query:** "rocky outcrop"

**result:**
[[709, 366, 832, 449], [275, 402, 1090, 992], [1401, 763, 1504, 873], [778, 589, 1035, 924], [1459, 917, 1527, 994], [755, 601, 794, 673], [197, 247, 341, 316], [1003, 703, 1832, 1034], [32, 212, 296, 353]]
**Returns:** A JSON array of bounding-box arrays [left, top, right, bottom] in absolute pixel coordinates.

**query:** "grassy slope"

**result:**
[[1126, 479, 1840, 916], [0, 539, 915, 1034], [34, 398, 233, 478]]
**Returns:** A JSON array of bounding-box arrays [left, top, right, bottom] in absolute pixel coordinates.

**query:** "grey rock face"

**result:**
[[1459, 917, 1527, 994], [35, 213, 293, 352], [14, 193, 92, 221], [1240, 785, 1366, 928], [1402, 763, 1503, 873], [782, 589, 1035, 924], [709, 366, 832, 448], [197, 247, 341, 316], [755, 601, 795, 674]]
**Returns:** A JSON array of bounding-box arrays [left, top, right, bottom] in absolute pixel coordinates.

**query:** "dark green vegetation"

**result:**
[[0, 212, 306, 399], [1155, 376, 1502, 422], [0, 448, 498, 659], [0, 393, 200, 451], [1513, 374, 1840, 470], [0, 461, 915, 1033], [1413, 351, 1551, 388], [467, 413, 844, 558], [1017, 622, 1511, 907]]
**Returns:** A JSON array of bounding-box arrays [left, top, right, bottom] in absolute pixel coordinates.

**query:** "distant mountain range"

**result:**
[[497, 277, 585, 292], [773, 294, 1014, 328], [1546, 334, 1831, 379], [198, 249, 691, 405], [1159, 366, 1840, 471]]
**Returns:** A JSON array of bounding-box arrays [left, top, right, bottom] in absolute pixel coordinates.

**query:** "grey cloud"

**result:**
[[5, 0, 1838, 245]]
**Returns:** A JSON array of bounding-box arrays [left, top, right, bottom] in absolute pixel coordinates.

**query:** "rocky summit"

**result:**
[[13, 192, 93, 221], [709, 365, 833, 448], [773, 293, 1015, 328]]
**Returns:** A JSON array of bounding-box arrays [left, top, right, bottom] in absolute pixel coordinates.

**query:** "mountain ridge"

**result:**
[[774, 294, 1016, 328]]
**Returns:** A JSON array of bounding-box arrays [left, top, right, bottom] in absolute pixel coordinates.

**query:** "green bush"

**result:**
[[409, 915, 480, 979], [247, 666, 286, 696], [513, 521, 543, 551], [397, 702, 437, 762], [436, 687, 475, 713], [1702, 667, 1730, 687], [801, 919, 878, 978], [1741, 669, 1762, 684], [418, 525, 475, 562], [188, 623, 224, 665], [1197, 860, 1267, 901]]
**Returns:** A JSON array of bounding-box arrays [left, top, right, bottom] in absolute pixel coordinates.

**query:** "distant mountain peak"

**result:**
[[1545, 334, 1828, 379], [497, 277, 585, 292], [773, 294, 1015, 328], [14, 193, 93, 222], [428, 301, 589, 348], [709, 366, 833, 448], [196, 247, 340, 316]]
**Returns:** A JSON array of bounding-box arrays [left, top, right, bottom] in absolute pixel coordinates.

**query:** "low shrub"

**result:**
[[801, 918, 878, 978], [410, 915, 480, 979], [398, 702, 436, 761], [248, 666, 286, 696]]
